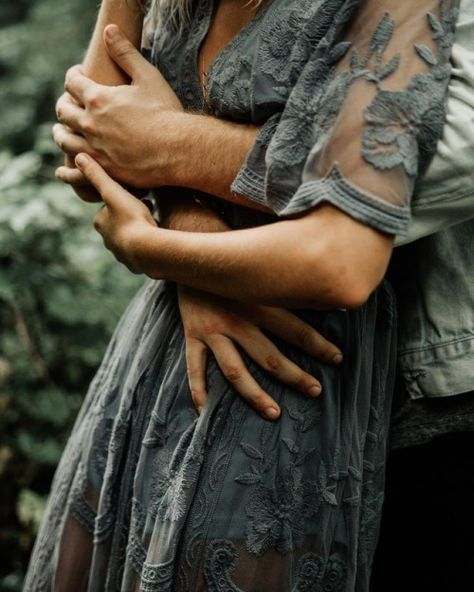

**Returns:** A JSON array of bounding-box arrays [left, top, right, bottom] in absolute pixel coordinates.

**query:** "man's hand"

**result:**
[[59, 154, 102, 203], [178, 285, 343, 421], [54, 24, 184, 190]]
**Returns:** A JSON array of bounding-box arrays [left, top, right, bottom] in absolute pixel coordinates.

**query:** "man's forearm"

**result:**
[[167, 114, 270, 212], [158, 192, 230, 233], [59, 2, 266, 212], [81, 1, 261, 206]]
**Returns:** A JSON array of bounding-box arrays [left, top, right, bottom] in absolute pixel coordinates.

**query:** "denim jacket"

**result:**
[[392, 0, 474, 399]]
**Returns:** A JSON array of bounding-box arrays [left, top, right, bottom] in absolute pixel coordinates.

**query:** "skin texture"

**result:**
[[53, 1, 345, 421], [54, 25, 267, 210], [58, 0, 144, 203], [75, 152, 394, 311], [162, 201, 343, 420]]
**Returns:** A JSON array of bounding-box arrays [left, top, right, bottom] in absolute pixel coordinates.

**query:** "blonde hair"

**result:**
[[145, 0, 265, 29]]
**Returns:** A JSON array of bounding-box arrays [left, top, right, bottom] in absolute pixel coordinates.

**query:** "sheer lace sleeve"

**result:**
[[234, 0, 460, 237]]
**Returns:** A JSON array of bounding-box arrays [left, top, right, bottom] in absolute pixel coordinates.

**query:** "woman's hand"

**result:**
[[74, 153, 158, 272], [54, 25, 184, 190], [59, 154, 103, 203], [178, 285, 343, 421]]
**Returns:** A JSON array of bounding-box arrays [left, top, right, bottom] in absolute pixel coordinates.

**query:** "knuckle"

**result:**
[[85, 89, 101, 109], [295, 373, 314, 391], [249, 391, 268, 411], [296, 326, 313, 348], [186, 366, 201, 381], [223, 365, 243, 383], [81, 118, 96, 135], [184, 328, 198, 340], [189, 387, 205, 401], [93, 213, 102, 231], [64, 68, 77, 90], [203, 322, 221, 337], [115, 41, 134, 59], [264, 353, 281, 374]]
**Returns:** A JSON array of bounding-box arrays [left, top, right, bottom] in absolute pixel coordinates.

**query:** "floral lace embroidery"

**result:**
[[203, 540, 244, 592], [292, 552, 348, 591], [245, 466, 319, 556], [320, 555, 348, 592], [358, 5, 459, 177], [140, 559, 174, 592], [292, 553, 325, 592], [234, 399, 330, 557], [235, 0, 459, 228]]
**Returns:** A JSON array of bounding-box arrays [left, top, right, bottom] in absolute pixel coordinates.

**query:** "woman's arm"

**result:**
[[58, 0, 145, 202], [162, 200, 343, 422], [80, 0, 144, 84], [76, 153, 394, 310]]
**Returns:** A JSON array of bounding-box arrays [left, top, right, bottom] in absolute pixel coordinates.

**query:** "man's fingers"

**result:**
[[64, 66, 101, 106], [208, 335, 281, 421], [55, 166, 102, 204], [55, 165, 89, 186], [185, 339, 208, 413], [55, 97, 86, 133], [104, 25, 151, 83], [258, 308, 343, 365], [52, 123, 89, 157], [236, 327, 322, 397], [75, 153, 130, 207]]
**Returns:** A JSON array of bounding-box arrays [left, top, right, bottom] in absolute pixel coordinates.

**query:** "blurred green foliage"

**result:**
[[0, 1, 142, 587]]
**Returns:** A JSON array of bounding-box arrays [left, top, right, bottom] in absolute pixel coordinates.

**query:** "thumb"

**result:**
[[104, 24, 148, 82], [75, 153, 130, 208]]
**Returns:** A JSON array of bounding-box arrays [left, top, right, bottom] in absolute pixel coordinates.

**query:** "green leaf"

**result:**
[[16, 488, 47, 531]]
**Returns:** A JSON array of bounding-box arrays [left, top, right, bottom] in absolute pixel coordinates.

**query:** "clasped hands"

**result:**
[[54, 24, 184, 194], [53, 25, 344, 421]]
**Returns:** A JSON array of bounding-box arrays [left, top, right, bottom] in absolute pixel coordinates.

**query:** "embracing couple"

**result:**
[[24, 1, 474, 591]]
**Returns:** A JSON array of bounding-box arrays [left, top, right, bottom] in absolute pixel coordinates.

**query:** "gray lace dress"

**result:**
[[24, 1, 459, 590]]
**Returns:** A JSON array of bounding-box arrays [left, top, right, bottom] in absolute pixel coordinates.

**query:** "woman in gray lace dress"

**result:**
[[24, 0, 460, 590]]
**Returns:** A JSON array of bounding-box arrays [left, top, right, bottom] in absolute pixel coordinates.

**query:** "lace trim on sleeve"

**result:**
[[233, 0, 460, 237], [282, 163, 410, 234]]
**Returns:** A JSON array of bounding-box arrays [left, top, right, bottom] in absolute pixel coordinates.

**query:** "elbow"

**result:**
[[306, 254, 384, 310], [330, 279, 376, 310], [313, 275, 375, 310], [300, 208, 393, 310]]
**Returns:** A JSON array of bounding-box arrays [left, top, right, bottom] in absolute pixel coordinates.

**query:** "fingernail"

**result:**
[[331, 353, 343, 364], [264, 407, 280, 420], [197, 406, 203, 415], [75, 154, 88, 168], [308, 385, 322, 398]]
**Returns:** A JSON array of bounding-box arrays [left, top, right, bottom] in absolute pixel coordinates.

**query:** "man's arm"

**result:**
[[54, 27, 270, 212], [58, 0, 144, 202]]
